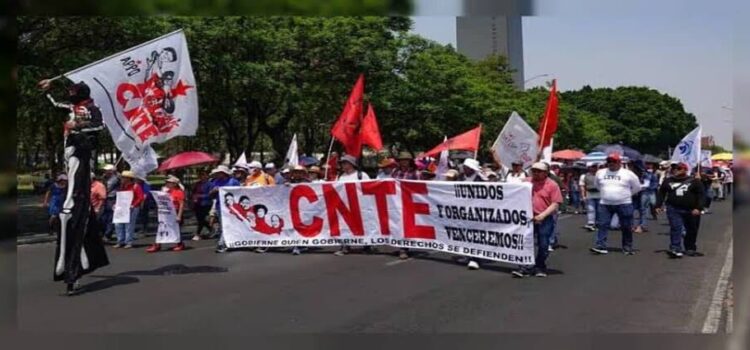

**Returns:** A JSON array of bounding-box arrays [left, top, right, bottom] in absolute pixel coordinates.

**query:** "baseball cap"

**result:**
[[531, 162, 548, 172], [264, 163, 276, 170], [339, 154, 358, 166], [606, 153, 621, 162], [248, 161, 262, 169]]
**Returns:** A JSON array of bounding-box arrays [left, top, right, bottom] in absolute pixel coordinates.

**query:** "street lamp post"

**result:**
[[524, 74, 549, 86]]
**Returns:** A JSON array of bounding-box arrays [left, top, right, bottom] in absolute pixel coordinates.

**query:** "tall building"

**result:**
[[456, 16, 525, 90]]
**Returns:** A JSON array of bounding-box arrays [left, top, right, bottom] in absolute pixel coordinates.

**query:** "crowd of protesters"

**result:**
[[39, 149, 734, 278]]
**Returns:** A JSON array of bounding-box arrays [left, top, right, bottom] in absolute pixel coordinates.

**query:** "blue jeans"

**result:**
[[586, 198, 600, 225], [523, 215, 554, 273], [549, 212, 560, 247], [666, 206, 701, 252], [595, 203, 634, 251], [639, 192, 656, 227], [569, 191, 581, 211], [102, 198, 116, 237], [115, 207, 140, 245]]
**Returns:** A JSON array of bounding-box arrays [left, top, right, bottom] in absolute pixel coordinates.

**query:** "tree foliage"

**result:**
[[17, 17, 699, 172]]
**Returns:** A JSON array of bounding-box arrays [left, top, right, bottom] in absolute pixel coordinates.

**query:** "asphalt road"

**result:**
[[17, 199, 733, 333]]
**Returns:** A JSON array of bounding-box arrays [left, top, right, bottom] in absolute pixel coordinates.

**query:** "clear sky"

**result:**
[[411, 0, 735, 148]]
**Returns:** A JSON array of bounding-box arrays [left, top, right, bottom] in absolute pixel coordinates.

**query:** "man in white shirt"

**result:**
[[334, 154, 370, 256], [590, 153, 642, 255], [580, 163, 600, 231]]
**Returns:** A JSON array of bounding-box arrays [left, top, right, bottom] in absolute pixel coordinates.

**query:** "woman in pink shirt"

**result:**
[[513, 162, 563, 278]]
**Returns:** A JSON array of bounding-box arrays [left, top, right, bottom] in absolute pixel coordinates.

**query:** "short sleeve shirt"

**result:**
[[527, 178, 563, 216]]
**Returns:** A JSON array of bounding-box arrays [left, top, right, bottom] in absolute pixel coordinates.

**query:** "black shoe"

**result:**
[[590, 247, 609, 255], [685, 250, 704, 257], [623, 250, 636, 256], [65, 281, 80, 296], [215, 245, 228, 253], [511, 269, 529, 278]]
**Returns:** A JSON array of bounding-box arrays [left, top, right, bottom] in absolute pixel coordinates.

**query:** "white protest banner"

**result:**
[[65, 29, 198, 176], [671, 126, 702, 172], [492, 112, 539, 170], [113, 191, 133, 224], [220, 180, 535, 265], [700, 150, 712, 168], [152, 191, 181, 244]]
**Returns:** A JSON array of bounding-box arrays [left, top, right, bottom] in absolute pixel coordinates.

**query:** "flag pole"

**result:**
[[324, 138, 335, 180], [46, 28, 185, 82]]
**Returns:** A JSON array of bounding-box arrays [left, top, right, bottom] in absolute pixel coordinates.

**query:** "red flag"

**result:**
[[360, 104, 383, 151], [423, 125, 482, 158], [538, 79, 559, 149], [325, 153, 339, 181], [331, 74, 365, 156]]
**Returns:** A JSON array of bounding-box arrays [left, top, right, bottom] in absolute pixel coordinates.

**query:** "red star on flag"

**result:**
[[171, 80, 194, 97]]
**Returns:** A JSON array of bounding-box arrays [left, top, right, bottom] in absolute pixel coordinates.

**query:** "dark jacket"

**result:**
[[657, 176, 705, 211]]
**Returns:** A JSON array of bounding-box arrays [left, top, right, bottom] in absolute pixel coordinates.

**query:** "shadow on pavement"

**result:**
[[118, 264, 229, 276], [78, 275, 140, 295]]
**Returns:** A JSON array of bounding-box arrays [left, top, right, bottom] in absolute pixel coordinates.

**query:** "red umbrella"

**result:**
[[157, 151, 219, 172], [552, 149, 586, 160]]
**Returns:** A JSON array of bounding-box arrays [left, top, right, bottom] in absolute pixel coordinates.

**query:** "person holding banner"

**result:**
[[333, 155, 372, 256], [512, 162, 563, 278], [590, 154, 641, 255], [456, 158, 488, 269], [211, 166, 242, 253], [265, 163, 285, 185], [233, 163, 250, 184], [376, 158, 397, 179], [114, 171, 145, 249], [245, 161, 275, 188], [655, 163, 705, 258], [391, 152, 420, 180], [147, 176, 186, 252]]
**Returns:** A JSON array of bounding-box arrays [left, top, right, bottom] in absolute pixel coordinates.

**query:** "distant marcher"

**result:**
[[376, 158, 397, 179], [211, 165, 242, 253], [245, 161, 275, 187], [146, 175, 186, 253], [90, 173, 106, 238], [266, 163, 285, 185], [636, 162, 659, 232], [136, 175, 154, 236], [114, 171, 145, 249], [191, 169, 213, 240], [656, 163, 705, 258], [580, 163, 600, 231], [590, 154, 641, 255], [457, 158, 487, 270], [233, 163, 249, 184], [101, 164, 120, 240], [391, 152, 419, 180], [505, 161, 528, 183], [42, 174, 68, 236]]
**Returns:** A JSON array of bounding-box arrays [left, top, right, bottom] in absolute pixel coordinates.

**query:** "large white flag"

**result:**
[[284, 134, 299, 167], [65, 29, 198, 175], [492, 112, 539, 170], [670, 126, 702, 172]]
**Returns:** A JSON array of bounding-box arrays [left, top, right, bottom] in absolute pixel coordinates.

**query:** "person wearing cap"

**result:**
[[42, 174, 68, 236], [657, 161, 670, 186], [245, 161, 275, 188], [391, 152, 419, 180], [506, 161, 528, 184], [191, 169, 213, 241], [113, 171, 145, 249], [512, 162, 563, 278], [233, 163, 249, 184], [655, 162, 705, 258], [147, 175, 187, 253], [101, 164, 120, 240], [333, 154, 371, 256], [265, 162, 285, 185], [308, 166, 324, 183], [209, 165, 242, 253], [590, 153, 642, 255], [580, 162, 601, 231], [636, 162, 660, 232], [90, 173, 107, 238], [444, 169, 460, 181], [376, 158, 397, 179], [700, 167, 714, 214], [710, 165, 725, 201]]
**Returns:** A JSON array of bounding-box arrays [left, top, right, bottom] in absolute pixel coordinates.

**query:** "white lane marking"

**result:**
[[702, 238, 733, 333]]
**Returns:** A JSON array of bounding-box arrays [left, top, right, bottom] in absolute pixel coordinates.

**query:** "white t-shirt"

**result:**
[[337, 170, 370, 182], [595, 168, 641, 205], [506, 171, 527, 184]]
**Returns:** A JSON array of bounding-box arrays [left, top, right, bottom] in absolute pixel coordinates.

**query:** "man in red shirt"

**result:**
[[114, 171, 144, 248], [147, 175, 186, 252], [513, 162, 563, 278]]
